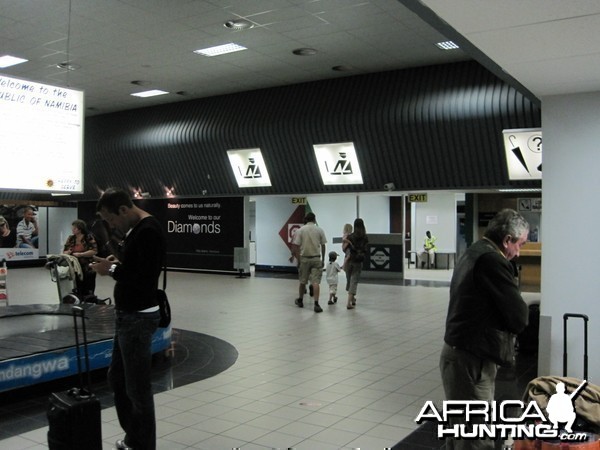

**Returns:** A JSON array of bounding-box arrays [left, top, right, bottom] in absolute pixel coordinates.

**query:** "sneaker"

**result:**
[[295, 298, 304, 308], [314, 303, 323, 313], [328, 300, 334, 305], [115, 439, 133, 450], [334, 296, 338, 303]]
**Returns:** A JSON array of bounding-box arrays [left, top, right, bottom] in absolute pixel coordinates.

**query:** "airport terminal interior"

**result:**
[[0, 263, 539, 450]]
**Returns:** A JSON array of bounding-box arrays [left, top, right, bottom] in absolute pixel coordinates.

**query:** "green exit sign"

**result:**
[[409, 193, 428, 202]]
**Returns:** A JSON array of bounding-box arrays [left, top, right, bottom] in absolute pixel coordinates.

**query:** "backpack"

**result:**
[[350, 236, 367, 263]]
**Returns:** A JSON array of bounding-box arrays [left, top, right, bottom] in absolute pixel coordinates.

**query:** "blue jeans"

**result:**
[[109, 310, 160, 450]]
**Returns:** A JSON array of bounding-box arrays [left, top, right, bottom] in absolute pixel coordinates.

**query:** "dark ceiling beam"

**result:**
[[398, 0, 541, 108]]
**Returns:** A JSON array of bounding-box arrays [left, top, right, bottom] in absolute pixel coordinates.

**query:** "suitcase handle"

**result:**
[[563, 313, 589, 380], [72, 305, 93, 395]]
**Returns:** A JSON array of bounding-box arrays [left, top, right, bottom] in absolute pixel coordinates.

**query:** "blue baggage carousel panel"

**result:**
[[0, 304, 171, 393]]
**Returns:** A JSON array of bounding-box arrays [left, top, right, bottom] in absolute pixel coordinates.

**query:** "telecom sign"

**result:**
[[313, 142, 364, 185]]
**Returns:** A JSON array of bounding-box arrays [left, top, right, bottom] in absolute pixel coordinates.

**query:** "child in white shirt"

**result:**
[[326, 251, 342, 305]]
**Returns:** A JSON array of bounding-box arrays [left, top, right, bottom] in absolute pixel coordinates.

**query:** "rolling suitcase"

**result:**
[[47, 305, 102, 450]]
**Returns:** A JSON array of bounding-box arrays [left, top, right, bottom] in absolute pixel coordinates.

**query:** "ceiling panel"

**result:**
[[0, 0, 470, 116]]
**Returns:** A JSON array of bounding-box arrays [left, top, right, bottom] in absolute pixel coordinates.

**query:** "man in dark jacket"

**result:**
[[440, 209, 529, 450]]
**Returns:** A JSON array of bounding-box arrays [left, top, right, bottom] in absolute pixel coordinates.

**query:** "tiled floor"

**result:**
[[0, 265, 537, 449]]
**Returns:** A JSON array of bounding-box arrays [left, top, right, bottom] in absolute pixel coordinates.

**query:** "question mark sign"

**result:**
[[528, 135, 542, 153]]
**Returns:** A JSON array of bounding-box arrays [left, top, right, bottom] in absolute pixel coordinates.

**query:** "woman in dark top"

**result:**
[[63, 219, 98, 297], [344, 218, 368, 309]]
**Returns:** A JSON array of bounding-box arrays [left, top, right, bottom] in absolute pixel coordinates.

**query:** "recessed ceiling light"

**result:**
[[224, 19, 254, 30], [0, 55, 28, 68], [193, 43, 247, 57], [131, 89, 169, 98], [435, 41, 459, 50], [292, 48, 318, 56]]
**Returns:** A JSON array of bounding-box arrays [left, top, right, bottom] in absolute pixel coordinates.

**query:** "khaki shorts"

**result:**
[[299, 256, 323, 285]]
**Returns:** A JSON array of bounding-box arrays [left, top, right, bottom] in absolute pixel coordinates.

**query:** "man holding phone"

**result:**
[[90, 188, 166, 450]]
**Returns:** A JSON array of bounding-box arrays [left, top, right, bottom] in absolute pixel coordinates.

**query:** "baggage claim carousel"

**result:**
[[0, 303, 172, 393], [0, 302, 239, 440]]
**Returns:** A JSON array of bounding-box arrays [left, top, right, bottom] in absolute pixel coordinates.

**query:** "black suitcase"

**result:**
[[47, 305, 102, 450], [517, 302, 540, 354]]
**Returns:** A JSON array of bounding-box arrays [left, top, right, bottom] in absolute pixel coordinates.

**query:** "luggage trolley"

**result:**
[[46, 255, 81, 304]]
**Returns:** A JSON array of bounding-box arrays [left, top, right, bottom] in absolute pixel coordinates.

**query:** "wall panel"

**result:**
[[77, 61, 541, 200]]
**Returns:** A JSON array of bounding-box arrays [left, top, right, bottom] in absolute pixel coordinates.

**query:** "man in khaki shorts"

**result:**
[[291, 212, 327, 312]]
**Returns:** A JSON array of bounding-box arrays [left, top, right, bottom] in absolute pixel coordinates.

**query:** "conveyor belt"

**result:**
[[0, 303, 114, 361], [0, 303, 171, 393]]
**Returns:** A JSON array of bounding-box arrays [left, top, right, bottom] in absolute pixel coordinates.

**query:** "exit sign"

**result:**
[[292, 197, 307, 205], [409, 193, 428, 202]]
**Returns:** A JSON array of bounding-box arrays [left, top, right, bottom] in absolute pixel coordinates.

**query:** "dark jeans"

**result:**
[[75, 270, 96, 297], [109, 310, 160, 450]]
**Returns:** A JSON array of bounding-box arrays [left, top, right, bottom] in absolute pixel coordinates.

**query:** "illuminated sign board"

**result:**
[[1, 74, 84, 193], [227, 148, 272, 188], [503, 128, 542, 180], [313, 142, 364, 185]]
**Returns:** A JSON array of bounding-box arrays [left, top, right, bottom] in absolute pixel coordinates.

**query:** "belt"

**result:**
[[302, 255, 320, 258]]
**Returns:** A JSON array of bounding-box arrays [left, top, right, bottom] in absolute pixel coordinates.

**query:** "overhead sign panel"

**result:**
[[1, 74, 84, 193], [227, 148, 272, 188], [503, 128, 542, 180], [313, 142, 364, 185]]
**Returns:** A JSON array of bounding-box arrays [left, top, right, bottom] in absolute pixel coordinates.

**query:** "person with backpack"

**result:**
[[344, 218, 368, 310]]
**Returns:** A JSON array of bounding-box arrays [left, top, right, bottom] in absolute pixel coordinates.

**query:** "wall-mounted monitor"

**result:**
[[0, 74, 84, 193]]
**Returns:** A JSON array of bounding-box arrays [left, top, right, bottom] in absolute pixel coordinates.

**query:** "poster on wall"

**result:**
[[78, 197, 245, 272], [278, 201, 310, 253], [0, 205, 40, 261]]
